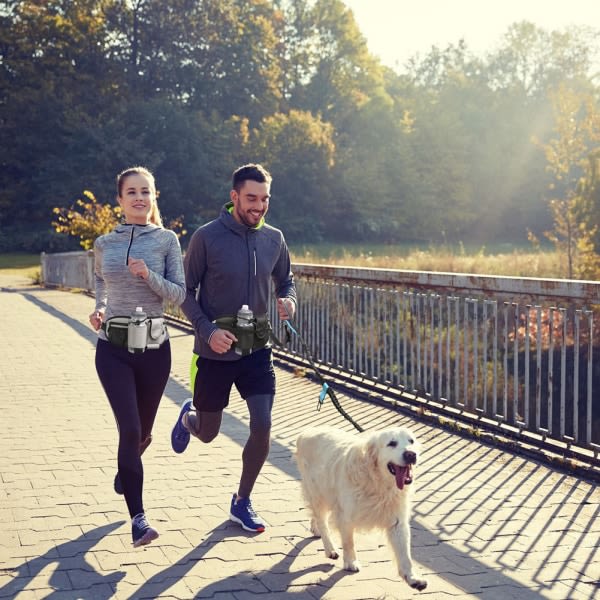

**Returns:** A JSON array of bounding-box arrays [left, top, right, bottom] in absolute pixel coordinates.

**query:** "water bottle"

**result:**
[[235, 304, 254, 356], [128, 306, 148, 353]]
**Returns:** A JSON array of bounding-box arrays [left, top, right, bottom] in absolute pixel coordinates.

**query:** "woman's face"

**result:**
[[118, 173, 155, 224]]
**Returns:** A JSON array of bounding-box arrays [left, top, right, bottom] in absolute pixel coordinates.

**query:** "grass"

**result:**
[[0, 246, 567, 280], [289, 243, 565, 278], [0, 253, 42, 280]]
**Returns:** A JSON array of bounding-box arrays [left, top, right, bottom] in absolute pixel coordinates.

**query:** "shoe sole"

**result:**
[[133, 528, 159, 548], [229, 513, 265, 533], [171, 399, 192, 453]]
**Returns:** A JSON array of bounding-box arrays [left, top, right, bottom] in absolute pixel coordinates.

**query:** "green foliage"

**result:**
[[1, 0, 599, 265], [52, 190, 122, 250], [251, 110, 336, 240], [0, 253, 40, 270], [536, 84, 600, 279]]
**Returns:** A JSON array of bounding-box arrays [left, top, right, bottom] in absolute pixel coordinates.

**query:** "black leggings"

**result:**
[[95, 338, 171, 518]]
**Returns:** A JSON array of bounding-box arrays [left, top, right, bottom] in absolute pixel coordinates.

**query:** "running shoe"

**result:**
[[229, 494, 266, 533], [171, 398, 193, 453], [131, 512, 159, 547]]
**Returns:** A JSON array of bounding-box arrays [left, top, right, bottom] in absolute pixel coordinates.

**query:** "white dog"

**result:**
[[295, 426, 427, 591]]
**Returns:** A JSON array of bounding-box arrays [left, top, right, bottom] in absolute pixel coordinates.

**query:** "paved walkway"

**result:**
[[0, 273, 598, 600]]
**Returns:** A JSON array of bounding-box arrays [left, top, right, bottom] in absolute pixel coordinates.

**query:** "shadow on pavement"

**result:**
[[128, 524, 345, 599], [0, 522, 126, 600], [12, 287, 597, 600]]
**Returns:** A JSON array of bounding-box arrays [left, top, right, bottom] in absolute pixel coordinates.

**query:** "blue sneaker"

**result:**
[[229, 494, 266, 532], [171, 398, 193, 453], [131, 512, 159, 547]]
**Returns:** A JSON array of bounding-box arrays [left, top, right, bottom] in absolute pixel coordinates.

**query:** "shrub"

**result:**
[[52, 190, 122, 250]]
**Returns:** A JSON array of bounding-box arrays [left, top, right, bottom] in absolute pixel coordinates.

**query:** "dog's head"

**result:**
[[365, 427, 420, 490]]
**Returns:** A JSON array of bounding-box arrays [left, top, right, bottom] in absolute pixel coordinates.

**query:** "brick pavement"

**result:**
[[0, 273, 598, 600]]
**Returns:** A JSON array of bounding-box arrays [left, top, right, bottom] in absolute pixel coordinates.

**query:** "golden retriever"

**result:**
[[295, 426, 427, 591]]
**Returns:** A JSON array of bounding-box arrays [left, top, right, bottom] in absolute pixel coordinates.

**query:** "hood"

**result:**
[[113, 223, 162, 235]]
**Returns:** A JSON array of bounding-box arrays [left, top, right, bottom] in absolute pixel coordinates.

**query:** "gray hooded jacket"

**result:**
[[181, 202, 296, 360], [94, 223, 186, 341]]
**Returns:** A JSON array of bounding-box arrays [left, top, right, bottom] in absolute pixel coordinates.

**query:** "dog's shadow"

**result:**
[[128, 522, 351, 599]]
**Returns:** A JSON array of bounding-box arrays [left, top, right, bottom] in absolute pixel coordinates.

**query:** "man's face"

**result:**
[[230, 180, 270, 228]]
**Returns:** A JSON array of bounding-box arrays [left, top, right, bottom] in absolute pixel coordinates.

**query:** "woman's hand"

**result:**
[[128, 257, 149, 280], [89, 310, 104, 331]]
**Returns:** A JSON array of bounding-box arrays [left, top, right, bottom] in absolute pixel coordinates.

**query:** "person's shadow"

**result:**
[[129, 523, 348, 599], [0, 522, 126, 599]]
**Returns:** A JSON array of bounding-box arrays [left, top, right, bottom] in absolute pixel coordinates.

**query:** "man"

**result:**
[[171, 163, 296, 533]]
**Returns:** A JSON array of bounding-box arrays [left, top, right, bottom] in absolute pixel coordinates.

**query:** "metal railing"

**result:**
[[41, 253, 600, 464], [271, 265, 599, 464]]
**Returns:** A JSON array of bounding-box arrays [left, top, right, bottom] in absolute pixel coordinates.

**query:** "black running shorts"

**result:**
[[191, 348, 276, 412]]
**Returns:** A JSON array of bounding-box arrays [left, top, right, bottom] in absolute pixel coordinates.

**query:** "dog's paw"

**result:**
[[405, 575, 428, 591], [343, 559, 361, 572], [326, 549, 339, 560]]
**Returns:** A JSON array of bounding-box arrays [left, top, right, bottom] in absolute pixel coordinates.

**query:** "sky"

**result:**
[[342, 0, 600, 70]]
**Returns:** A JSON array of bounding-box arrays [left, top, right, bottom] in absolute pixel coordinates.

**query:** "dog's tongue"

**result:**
[[394, 464, 412, 489]]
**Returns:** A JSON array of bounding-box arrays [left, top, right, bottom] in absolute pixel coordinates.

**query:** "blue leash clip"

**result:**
[[317, 382, 329, 411], [284, 320, 298, 336]]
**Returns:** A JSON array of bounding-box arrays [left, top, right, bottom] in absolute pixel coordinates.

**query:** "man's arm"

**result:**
[[272, 234, 297, 320]]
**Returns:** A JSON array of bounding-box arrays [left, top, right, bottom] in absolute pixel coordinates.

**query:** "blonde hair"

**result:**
[[116, 166, 164, 227]]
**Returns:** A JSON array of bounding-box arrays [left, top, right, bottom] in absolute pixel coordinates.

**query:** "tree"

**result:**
[[536, 84, 600, 278], [0, 0, 124, 228], [251, 110, 335, 240], [293, 0, 384, 125], [487, 21, 596, 97]]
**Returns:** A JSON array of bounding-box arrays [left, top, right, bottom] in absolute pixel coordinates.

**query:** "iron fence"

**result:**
[[273, 265, 599, 461]]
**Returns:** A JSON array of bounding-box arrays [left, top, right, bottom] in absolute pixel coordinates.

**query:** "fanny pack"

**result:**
[[213, 314, 271, 354], [101, 316, 167, 350]]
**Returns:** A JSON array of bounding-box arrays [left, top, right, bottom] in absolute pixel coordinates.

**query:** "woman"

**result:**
[[89, 166, 185, 547]]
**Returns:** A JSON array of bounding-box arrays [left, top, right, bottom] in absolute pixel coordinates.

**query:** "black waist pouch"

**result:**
[[101, 317, 130, 348], [213, 314, 272, 353]]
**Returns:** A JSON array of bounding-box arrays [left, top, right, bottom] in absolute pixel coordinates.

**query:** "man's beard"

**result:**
[[239, 209, 262, 228]]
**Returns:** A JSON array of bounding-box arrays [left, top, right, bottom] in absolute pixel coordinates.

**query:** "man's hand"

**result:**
[[209, 329, 237, 354], [277, 297, 295, 321]]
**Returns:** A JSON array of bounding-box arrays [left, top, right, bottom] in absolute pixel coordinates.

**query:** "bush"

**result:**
[[52, 190, 122, 250]]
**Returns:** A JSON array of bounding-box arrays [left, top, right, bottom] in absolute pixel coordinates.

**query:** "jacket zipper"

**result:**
[[125, 227, 135, 265], [246, 234, 257, 308]]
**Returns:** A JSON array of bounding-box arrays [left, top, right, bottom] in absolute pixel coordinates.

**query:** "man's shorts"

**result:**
[[190, 348, 276, 412]]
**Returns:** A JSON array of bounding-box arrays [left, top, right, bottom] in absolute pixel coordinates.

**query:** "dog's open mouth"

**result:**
[[387, 463, 413, 489]]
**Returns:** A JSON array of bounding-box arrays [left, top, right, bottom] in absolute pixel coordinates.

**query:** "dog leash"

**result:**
[[275, 308, 364, 433]]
